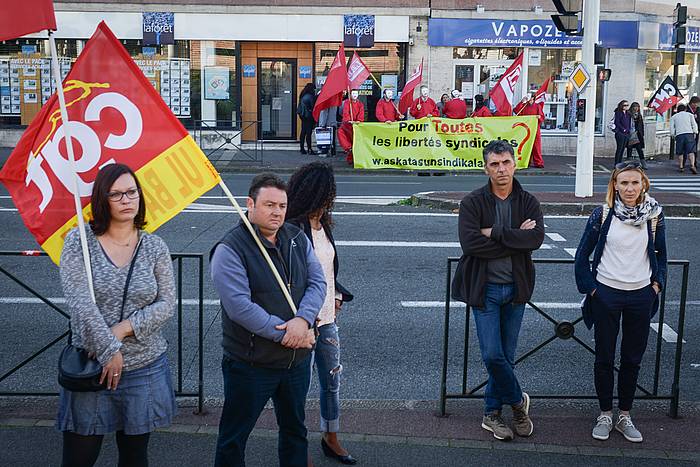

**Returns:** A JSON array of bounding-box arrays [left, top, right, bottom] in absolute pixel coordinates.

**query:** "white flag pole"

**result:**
[[48, 31, 96, 303], [217, 180, 298, 314]]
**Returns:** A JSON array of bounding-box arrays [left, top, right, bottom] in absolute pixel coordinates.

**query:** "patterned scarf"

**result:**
[[613, 193, 662, 226]]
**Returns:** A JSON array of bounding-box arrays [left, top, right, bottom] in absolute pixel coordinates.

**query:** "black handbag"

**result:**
[[58, 239, 142, 392]]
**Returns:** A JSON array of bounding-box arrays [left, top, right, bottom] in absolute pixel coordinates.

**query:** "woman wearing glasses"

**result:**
[[57, 163, 176, 467], [574, 161, 667, 444]]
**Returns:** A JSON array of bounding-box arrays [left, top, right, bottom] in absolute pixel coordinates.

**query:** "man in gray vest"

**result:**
[[210, 173, 326, 466]]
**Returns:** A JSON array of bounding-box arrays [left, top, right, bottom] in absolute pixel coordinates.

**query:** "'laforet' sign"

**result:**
[[143, 12, 174, 46], [344, 15, 375, 48]]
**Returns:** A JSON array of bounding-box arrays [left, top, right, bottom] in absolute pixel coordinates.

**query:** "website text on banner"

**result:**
[[0, 22, 221, 264], [352, 116, 538, 170]]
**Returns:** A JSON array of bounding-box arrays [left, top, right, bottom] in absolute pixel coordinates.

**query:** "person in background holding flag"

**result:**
[[313, 45, 348, 124], [443, 90, 467, 119], [471, 94, 492, 118], [58, 163, 177, 467], [670, 104, 699, 174], [376, 88, 402, 123], [338, 89, 364, 166], [410, 85, 437, 119], [514, 94, 545, 168]]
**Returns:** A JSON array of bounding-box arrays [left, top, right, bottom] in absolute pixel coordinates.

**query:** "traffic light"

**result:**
[[594, 44, 607, 65], [576, 98, 586, 122], [551, 0, 583, 35], [674, 3, 687, 27], [597, 69, 612, 82]]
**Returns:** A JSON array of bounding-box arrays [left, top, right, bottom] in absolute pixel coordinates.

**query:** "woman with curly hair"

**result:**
[[286, 162, 356, 465]]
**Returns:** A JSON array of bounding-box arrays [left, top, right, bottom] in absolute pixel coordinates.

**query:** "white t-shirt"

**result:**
[[596, 215, 651, 291], [311, 227, 337, 326]]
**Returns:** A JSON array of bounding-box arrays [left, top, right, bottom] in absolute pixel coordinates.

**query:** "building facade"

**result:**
[[0, 0, 698, 156]]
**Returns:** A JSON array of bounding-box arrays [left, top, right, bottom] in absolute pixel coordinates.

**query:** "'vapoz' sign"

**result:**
[[344, 15, 375, 48], [428, 18, 639, 49], [143, 12, 174, 46]]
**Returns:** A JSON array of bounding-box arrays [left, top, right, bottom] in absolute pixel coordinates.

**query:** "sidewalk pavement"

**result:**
[[2, 398, 698, 466]]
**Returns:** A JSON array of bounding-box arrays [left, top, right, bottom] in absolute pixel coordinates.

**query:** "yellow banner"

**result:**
[[42, 136, 221, 264], [352, 116, 539, 170]]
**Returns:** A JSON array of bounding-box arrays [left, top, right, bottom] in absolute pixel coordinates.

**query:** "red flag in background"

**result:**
[[398, 59, 423, 115], [0, 0, 57, 41], [534, 76, 552, 110], [489, 52, 524, 116], [347, 52, 371, 90], [313, 44, 348, 121], [647, 76, 683, 114], [0, 22, 220, 263]]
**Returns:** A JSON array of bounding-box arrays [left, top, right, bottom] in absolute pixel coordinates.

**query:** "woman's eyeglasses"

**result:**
[[107, 189, 139, 202], [615, 161, 642, 170]]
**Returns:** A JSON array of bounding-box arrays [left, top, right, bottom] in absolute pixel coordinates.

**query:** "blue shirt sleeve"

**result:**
[[295, 238, 327, 327], [210, 243, 285, 342]]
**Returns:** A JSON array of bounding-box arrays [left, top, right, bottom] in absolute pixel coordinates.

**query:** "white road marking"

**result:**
[[649, 323, 686, 343], [546, 232, 566, 242], [335, 241, 552, 249], [564, 248, 577, 257], [691, 364, 700, 369], [401, 301, 699, 310]]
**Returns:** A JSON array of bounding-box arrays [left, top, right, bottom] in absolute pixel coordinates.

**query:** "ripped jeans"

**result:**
[[314, 323, 342, 433]]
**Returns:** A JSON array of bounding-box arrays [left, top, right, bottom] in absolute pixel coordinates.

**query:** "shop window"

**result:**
[[526, 48, 604, 134], [452, 48, 520, 61], [314, 42, 406, 122]]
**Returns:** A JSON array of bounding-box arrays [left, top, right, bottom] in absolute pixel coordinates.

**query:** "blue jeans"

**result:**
[[215, 355, 311, 467], [314, 323, 342, 432], [472, 283, 525, 414]]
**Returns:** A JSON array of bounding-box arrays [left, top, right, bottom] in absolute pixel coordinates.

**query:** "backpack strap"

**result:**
[[601, 205, 609, 226], [603, 203, 658, 242]]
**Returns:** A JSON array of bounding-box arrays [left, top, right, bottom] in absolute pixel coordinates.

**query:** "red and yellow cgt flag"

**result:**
[[0, 22, 221, 263]]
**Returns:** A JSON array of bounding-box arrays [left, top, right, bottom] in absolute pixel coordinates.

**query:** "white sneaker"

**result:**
[[592, 414, 613, 440], [615, 414, 643, 442]]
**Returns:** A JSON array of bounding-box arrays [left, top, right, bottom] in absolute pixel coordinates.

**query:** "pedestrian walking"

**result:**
[[514, 94, 545, 168], [574, 161, 667, 443], [57, 163, 177, 467], [670, 104, 699, 173], [298, 82, 317, 155], [210, 173, 326, 467], [442, 89, 467, 119], [437, 93, 450, 117], [626, 102, 647, 170], [452, 139, 544, 441], [375, 88, 402, 122], [409, 85, 438, 119], [471, 94, 493, 118], [612, 100, 631, 166], [286, 162, 357, 465], [688, 96, 700, 151], [337, 89, 365, 166]]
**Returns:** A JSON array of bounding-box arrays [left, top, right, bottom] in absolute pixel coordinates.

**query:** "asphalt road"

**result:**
[[0, 173, 698, 408]]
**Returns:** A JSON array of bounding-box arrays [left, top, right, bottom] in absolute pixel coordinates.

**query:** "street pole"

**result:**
[[670, 61, 679, 159], [574, 0, 600, 198]]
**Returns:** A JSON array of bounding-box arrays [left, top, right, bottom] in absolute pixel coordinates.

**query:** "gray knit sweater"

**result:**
[[59, 227, 176, 371]]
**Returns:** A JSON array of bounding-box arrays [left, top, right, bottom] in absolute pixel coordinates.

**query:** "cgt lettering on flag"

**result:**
[[647, 76, 683, 114], [0, 21, 220, 264]]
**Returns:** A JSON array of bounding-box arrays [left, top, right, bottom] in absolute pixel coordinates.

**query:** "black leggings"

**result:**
[[300, 118, 315, 152], [62, 431, 150, 467]]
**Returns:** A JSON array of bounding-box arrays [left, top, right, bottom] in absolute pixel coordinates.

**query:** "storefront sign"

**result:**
[[299, 66, 312, 79], [428, 19, 639, 49], [204, 67, 230, 100], [659, 24, 700, 52], [353, 116, 538, 170], [243, 64, 256, 78], [344, 15, 375, 48], [143, 12, 174, 46]]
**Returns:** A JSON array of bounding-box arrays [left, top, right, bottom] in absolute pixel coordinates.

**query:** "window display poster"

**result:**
[[299, 66, 312, 79], [243, 65, 256, 78], [24, 92, 38, 104], [204, 66, 230, 100], [529, 50, 542, 67], [461, 82, 474, 99], [381, 75, 398, 95]]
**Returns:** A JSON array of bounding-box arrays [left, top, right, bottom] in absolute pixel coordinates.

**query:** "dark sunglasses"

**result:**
[[615, 161, 642, 170]]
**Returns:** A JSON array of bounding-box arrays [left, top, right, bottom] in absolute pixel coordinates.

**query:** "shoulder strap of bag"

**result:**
[[601, 205, 609, 226], [120, 236, 143, 321]]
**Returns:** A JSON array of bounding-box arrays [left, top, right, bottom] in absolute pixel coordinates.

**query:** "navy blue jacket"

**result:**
[[574, 206, 667, 329]]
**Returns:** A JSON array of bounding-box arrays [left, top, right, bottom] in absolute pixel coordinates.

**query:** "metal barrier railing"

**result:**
[[0, 251, 205, 414], [190, 119, 264, 164], [439, 257, 688, 419]]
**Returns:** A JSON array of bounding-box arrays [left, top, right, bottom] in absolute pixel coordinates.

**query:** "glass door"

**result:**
[[258, 59, 296, 140], [454, 60, 522, 113]]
